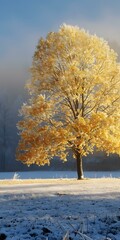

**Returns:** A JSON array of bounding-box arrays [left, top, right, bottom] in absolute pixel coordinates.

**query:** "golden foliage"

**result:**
[[16, 24, 120, 166]]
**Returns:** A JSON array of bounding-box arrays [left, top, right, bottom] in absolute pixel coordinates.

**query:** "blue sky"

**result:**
[[0, 0, 120, 89]]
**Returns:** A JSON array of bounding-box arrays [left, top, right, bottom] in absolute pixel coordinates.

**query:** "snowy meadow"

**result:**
[[0, 177, 120, 240]]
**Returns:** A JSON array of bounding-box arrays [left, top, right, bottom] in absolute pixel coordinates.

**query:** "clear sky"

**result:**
[[0, 0, 120, 90]]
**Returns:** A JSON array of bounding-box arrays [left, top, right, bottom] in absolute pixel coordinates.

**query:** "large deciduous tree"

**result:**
[[16, 24, 120, 179]]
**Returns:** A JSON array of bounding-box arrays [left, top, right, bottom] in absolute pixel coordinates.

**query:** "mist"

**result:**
[[0, 0, 120, 171]]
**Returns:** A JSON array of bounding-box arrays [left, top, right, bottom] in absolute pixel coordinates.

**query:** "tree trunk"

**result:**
[[75, 150, 84, 180]]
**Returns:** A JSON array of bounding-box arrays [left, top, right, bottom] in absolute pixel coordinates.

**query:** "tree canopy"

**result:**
[[16, 24, 120, 179]]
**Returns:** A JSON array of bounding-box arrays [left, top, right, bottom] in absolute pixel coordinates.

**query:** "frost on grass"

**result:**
[[12, 172, 20, 180], [0, 179, 120, 240]]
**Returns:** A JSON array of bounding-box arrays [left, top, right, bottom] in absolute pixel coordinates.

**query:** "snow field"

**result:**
[[0, 178, 120, 240]]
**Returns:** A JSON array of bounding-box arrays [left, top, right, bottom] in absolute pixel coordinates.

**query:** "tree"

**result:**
[[0, 102, 6, 171], [0, 89, 23, 172], [16, 24, 120, 179], [0, 92, 10, 171]]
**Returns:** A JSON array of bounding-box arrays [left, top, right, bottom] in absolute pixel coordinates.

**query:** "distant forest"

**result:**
[[0, 40, 120, 172]]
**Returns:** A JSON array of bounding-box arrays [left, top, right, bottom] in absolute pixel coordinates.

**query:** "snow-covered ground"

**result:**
[[0, 178, 120, 240]]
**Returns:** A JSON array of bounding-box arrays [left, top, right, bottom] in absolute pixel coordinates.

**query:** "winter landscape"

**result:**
[[1, 1, 120, 240], [0, 177, 120, 240]]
